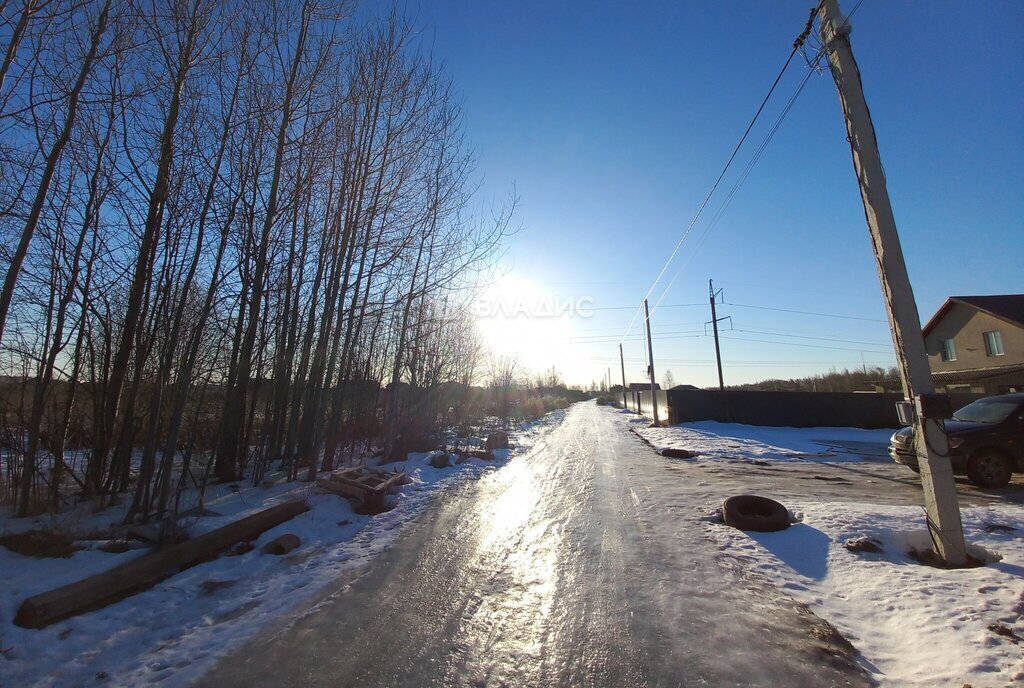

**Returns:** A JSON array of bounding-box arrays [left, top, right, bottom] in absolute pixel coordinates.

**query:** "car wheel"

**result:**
[[966, 449, 1013, 488]]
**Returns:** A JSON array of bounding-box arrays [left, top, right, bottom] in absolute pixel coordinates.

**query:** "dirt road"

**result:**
[[199, 402, 880, 687]]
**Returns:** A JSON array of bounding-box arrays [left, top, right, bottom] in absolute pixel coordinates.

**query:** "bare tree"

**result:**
[[0, 0, 112, 350], [0, 1, 514, 521], [488, 354, 521, 428]]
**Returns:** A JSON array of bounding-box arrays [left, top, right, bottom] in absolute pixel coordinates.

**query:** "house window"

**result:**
[[983, 330, 1004, 357], [939, 339, 956, 362]]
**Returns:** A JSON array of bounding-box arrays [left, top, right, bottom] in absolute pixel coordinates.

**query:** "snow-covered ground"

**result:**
[[631, 416, 895, 462], [0, 410, 566, 687], [6, 408, 1021, 687], [633, 415, 1024, 687], [705, 501, 1024, 687]]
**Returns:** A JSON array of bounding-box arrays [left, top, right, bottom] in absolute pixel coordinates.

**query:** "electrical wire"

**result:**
[[587, 302, 704, 312], [651, 57, 821, 311], [730, 328, 890, 347], [719, 334, 891, 354], [648, 2, 872, 315], [722, 301, 886, 322], [589, 299, 882, 323], [617, 6, 821, 344], [650, 23, 828, 312], [586, 356, 892, 367], [616, 5, 883, 381], [847, 0, 868, 21]]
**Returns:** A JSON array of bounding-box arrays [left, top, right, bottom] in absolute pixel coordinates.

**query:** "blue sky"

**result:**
[[411, 1, 1023, 387]]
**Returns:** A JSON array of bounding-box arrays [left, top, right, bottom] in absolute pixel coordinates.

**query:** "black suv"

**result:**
[[889, 393, 1024, 488]]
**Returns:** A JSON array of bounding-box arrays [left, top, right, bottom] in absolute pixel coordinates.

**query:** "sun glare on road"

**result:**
[[477, 458, 539, 551], [460, 457, 564, 677]]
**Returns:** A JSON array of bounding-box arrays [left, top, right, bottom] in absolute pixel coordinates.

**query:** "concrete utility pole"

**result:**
[[820, 0, 967, 566], [619, 343, 628, 409], [708, 279, 727, 391], [644, 298, 659, 425]]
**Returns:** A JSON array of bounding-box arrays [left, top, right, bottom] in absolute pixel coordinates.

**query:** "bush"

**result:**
[[0, 530, 80, 558]]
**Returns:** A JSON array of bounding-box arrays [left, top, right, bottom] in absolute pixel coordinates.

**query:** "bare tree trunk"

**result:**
[[216, 1, 312, 482], [16, 122, 107, 515], [383, 232, 429, 460], [148, 35, 249, 519], [0, 0, 110, 348], [89, 0, 203, 498]]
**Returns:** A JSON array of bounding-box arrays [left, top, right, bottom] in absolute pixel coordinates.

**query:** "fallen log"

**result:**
[[14, 499, 309, 629]]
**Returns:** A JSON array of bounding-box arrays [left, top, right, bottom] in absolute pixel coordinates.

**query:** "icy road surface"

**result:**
[[199, 402, 872, 687]]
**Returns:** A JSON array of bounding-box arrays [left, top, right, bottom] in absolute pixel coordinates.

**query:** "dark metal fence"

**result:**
[[625, 389, 985, 429]]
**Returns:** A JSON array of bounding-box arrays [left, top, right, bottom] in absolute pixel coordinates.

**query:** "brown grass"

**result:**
[[0, 530, 81, 558]]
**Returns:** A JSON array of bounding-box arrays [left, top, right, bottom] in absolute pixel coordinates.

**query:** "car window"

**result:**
[[952, 399, 1021, 424]]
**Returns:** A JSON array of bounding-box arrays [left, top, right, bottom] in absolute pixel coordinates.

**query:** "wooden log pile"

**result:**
[[315, 467, 406, 512]]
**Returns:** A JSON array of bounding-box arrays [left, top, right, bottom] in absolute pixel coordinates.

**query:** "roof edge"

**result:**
[[921, 298, 956, 338], [922, 295, 1024, 337]]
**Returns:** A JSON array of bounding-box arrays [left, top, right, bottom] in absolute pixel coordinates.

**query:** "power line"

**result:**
[[581, 329, 890, 349], [730, 328, 890, 347], [572, 333, 706, 344], [586, 357, 892, 367], [587, 299, 885, 323], [647, 3, 873, 315], [719, 334, 891, 354], [588, 302, 704, 312], [611, 7, 881, 386], [722, 301, 887, 322], [618, 6, 821, 343], [572, 327, 705, 339], [652, 46, 824, 312]]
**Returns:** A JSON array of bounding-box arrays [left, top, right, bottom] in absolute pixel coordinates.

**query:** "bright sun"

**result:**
[[475, 275, 582, 381]]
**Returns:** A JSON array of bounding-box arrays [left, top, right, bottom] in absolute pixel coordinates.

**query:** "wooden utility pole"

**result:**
[[619, 343, 628, 409], [820, 0, 966, 566], [644, 299, 659, 425], [709, 279, 726, 391]]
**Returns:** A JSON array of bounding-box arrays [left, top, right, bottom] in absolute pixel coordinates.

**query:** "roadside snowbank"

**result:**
[[706, 501, 1024, 686], [629, 415, 1024, 685], [632, 418, 895, 462], [638, 415, 1024, 683], [0, 409, 565, 687]]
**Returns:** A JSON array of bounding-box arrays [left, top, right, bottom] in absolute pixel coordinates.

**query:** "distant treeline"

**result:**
[[724, 366, 901, 393]]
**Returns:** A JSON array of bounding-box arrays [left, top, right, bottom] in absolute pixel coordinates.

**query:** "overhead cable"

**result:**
[[619, 6, 820, 343]]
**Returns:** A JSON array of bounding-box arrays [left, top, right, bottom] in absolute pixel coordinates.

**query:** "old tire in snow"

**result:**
[[722, 495, 790, 532]]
